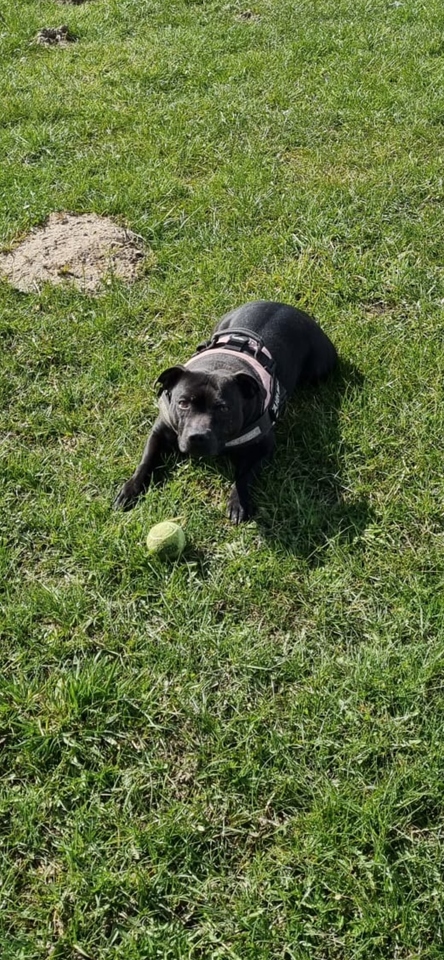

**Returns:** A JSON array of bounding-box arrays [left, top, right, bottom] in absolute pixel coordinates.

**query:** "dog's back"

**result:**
[[216, 300, 337, 395]]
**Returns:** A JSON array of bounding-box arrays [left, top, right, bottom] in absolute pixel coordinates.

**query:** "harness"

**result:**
[[159, 329, 286, 450]]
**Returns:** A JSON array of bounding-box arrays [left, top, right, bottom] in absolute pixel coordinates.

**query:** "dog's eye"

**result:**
[[214, 402, 228, 413], [178, 399, 190, 410]]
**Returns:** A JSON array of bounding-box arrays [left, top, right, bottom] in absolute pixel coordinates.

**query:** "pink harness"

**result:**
[[159, 328, 285, 450], [185, 335, 274, 408]]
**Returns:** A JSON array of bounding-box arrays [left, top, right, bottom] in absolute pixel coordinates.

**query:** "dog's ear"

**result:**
[[156, 365, 186, 394], [234, 372, 265, 401]]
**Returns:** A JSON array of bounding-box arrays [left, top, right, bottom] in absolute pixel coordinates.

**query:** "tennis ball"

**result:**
[[146, 521, 186, 560]]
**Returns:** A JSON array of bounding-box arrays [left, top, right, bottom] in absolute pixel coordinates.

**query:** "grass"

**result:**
[[1, 0, 444, 956]]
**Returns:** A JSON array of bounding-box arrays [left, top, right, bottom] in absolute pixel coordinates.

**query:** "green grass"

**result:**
[[2, 0, 444, 956]]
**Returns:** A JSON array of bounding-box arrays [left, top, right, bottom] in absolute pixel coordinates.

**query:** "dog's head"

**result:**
[[157, 365, 264, 456]]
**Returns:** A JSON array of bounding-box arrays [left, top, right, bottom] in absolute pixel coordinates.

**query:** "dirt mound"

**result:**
[[0, 213, 145, 294], [236, 10, 261, 21], [36, 26, 74, 46]]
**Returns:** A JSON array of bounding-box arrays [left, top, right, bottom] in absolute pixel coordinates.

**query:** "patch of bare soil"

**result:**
[[236, 10, 261, 21], [36, 26, 75, 46], [0, 213, 145, 294]]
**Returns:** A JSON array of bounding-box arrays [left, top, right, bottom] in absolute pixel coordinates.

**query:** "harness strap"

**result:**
[[224, 410, 273, 448], [194, 328, 276, 372]]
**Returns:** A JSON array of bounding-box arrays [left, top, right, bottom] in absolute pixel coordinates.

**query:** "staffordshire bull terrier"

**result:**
[[114, 300, 338, 523]]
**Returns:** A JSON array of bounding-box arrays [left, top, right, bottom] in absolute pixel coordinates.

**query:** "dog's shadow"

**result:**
[[248, 359, 371, 562]]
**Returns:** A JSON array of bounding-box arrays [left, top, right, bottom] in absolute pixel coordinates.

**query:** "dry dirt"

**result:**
[[236, 10, 262, 21], [36, 26, 74, 46], [0, 213, 145, 294]]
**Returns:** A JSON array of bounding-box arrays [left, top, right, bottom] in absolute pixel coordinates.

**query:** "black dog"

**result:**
[[114, 300, 337, 523]]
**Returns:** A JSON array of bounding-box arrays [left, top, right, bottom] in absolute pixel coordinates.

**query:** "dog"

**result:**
[[114, 300, 338, 523]]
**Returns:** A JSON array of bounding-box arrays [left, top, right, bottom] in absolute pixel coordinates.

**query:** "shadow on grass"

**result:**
[[252, 359, 372, 562]]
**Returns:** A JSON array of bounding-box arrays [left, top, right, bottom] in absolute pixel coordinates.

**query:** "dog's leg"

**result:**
[[114, 419, 175, 511], [227, 433, 275, 525]]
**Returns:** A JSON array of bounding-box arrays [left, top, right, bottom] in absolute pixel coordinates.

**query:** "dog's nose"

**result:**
[[187, 431, 212, 447]]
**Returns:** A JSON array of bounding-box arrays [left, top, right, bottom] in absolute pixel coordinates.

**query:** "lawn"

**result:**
[[1, 0, 444, 957]]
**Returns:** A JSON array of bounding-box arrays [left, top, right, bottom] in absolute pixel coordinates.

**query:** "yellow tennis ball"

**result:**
[[146, 521, 186, 560]]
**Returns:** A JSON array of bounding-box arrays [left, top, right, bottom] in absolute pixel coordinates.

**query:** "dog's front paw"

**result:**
[[227, 489, 249, 525], [113, 478, 143, 511]]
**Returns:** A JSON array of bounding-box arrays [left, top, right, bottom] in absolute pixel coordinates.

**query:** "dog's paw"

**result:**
[[227, 490, 249, 525], [113, 479, 142, 511]]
